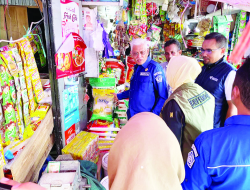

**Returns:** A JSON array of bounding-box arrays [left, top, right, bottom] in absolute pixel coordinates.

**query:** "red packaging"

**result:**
[[55, 33, 87, 79], [106, 59, 125, 84], [126, 56, 136, 83]]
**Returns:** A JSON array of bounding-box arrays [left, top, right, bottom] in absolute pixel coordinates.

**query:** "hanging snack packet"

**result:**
[[3, 103, 17, 124], [0, 60, 11, 87], [15, 103, 25, 137], [10, 79, 17, 105], [1, 85, 11, 106], [18, 38, 44, 104], [4, 122, 17, 142], [90, 89, 115, 122], [0, 137, 6, 167], [151, 24, 162, 41], [0, 51, 20, 76]]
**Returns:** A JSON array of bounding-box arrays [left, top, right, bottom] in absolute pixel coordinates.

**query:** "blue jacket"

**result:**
[[117, 57, 168, 118], [182, 115, 250, 190], [195, 57, 235, 128]]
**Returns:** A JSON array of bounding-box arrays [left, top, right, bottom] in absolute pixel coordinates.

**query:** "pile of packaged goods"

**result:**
[[0, 38, 51, 169], [62, 131, 99, 163], [88, 77, 122, 153]]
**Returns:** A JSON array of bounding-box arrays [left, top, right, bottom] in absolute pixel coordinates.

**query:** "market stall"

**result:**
[[0, 0, 250, 188], [41, 0, 250, 188]]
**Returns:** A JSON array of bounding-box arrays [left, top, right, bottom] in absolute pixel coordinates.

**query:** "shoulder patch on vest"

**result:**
[[155, 75, 162, 83], [191, 144, 199, 157], [187, 151, 195, 169], [188, 91, 210, 109]]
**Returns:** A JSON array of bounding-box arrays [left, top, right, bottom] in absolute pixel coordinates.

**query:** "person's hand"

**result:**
[[0, 177, 46, 190], [112, 93, 119, 105]]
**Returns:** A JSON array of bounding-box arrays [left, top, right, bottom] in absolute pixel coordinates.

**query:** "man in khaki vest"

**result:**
[[160, 56, 215, 162]]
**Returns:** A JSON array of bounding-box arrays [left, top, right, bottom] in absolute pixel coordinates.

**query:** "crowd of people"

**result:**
[[1, 32, 250, 190], [112, 32, 250, 189]]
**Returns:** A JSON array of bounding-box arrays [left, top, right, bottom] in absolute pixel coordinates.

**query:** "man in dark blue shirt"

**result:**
[[182, 57, 250, 190], [114, 38, 168, 119], [195, 32, 237, 128]]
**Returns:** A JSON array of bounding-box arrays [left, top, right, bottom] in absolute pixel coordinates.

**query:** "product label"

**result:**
[[61, 0, 79, 41]]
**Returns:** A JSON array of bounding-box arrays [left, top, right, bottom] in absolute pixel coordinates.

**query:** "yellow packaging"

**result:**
[[30, 103, 50, 120], [62, 131, 98, 160], [18, 38, 44, 104], [0, 137, 6, 167]]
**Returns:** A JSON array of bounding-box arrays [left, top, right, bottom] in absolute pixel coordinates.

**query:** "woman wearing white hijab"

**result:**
[[108, 112, 185, 190], [160, 56, 215, 162]]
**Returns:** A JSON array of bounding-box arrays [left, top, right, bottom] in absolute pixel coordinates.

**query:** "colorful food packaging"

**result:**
[[30, 103, 50, 120], [4, 122, 17, 142], [151, 24, 162, 41], [90, 89, 115, 122], [3, 103, 16, 124], [1, 85, 11, 106], [0, 137, 6, 167], [15, 104, 24, 137], [0, 51, 20, 76], [9, 80, 17, 104], [62, 131, 99, 160], [18, 38, 44, 104]]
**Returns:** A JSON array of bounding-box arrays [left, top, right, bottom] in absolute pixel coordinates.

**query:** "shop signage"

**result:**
[[55, 32, 87, 79], [63, 85, 80, 132], [60, 0, 80, 41]]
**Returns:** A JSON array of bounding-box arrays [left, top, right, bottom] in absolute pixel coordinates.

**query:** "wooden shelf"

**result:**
[[10, 109, 54, 183]]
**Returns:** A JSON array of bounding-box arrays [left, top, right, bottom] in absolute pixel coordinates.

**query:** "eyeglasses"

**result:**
[[201, 47, 223, 54], [131, 50, 147, 57]]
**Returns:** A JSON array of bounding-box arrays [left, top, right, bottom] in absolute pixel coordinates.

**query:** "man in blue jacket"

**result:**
[[182, 58, 250, 190], [114, 38, 168, 119], [196, 32, 237, 128]]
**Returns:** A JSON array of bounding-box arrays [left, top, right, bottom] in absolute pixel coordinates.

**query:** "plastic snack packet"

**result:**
[[30, 103, 50, 120], [4, 122, 17, 142], [90, 89, 115, 122], [0, 51, 20, 76]]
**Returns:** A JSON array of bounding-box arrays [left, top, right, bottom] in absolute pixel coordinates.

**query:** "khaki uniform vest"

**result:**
[[161, 82, 215, 161]]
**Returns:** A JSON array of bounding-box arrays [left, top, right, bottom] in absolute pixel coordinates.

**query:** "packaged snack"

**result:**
[[0, 51, 20, 76], [151, 24, 162, 41], [126, 57, 136, 83], [10, 80, 17, 104], [19, 76, 26, 90], [18, 38, 44, 103], [30, 103, 50, 120], [0, 104, 3, 125], [0, 60, 10, 87], [21, 89, 29, 103], [23, 102, 30, 116], [0, 140, 6, 167], [24, 115, 31, 127], [1, 85, 11, 105], [62, 131, 99, 160], [4, 122, 17, 142], [91, 89, 115, 122], [3, 103, 16, 124], [13, 75, 21, 91], [15, 104, 24, 137]]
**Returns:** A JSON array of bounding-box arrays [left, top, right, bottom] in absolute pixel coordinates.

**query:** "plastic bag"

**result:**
[[90, 89, 115, 122]]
